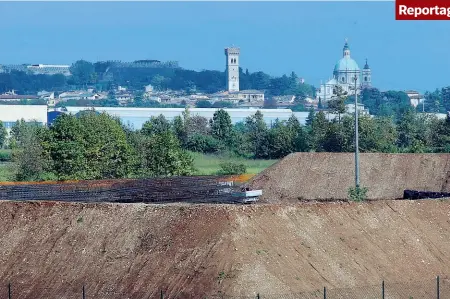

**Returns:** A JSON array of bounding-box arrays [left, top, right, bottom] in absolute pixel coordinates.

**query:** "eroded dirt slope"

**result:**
[[1, 200, 450, 298], [248, 153, 450, 202]]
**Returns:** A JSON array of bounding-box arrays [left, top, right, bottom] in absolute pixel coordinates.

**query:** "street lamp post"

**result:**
[[353, 74, 360, 188]]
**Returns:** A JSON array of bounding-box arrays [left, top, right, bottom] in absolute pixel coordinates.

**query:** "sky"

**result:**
[[0, 1, 449, 93]]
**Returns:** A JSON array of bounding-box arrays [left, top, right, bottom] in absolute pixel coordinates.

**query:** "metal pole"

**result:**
[[82, 285, 86, 299], [437, 276, 440, 299], [160, 290, 164, 299], [323, 286, 326, 299], [382, 280, 385, 299], [8, 283, 11, 299], [354, 74, 360, 188]]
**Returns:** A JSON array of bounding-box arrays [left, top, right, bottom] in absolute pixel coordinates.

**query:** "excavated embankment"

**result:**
[[248, 153, 450, 202], [1, 200, 450, 298]]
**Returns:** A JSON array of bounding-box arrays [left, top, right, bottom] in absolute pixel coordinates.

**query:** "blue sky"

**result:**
[[0, 1, 448, 92]]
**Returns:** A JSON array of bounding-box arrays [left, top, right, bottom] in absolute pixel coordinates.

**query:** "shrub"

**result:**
[[186, 134, 223, 154], [217, 161, 247, 175], [348, 185, 368, 202], [0, 150, 11, 162]]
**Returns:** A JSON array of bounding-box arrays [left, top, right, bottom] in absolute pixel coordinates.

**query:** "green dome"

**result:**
[[334, 56, 360, 73]]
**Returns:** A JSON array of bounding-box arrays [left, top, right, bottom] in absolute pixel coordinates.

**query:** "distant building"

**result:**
[[405, 90, 425, 108], [26, 64, 71, 76], [64, 107, 319, 128], [345, 103, 370, 116], [225, 47, 240, 92], [0, 105, 48, 133], [316, 39, 372, 102], [0, 90, 38, 102], [222, 46, 265, 105], [144, 84, 154, 93]]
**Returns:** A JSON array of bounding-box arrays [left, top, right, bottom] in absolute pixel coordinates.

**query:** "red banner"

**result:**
[[396, 0, 450, 20]]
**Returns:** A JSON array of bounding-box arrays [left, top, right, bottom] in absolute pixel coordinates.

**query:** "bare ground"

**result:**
[[248, 153, 450, 202], [1, 200, 450, 298]]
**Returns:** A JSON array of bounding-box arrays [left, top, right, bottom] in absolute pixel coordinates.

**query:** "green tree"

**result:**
[[268, 121, 294, 158], [309, 111, 329, 152], [210, 109, 233, 143], [142, 115, 171, 136], [49, 112, 134, 180], [69, 60, 96, 86], [305, 108, 315, 127], [0, 121, 6, 148], [244, 111, 270, 158], [195, 100, 212, 108], [140, 132, 195, 177], [328, 85, 347, 123]]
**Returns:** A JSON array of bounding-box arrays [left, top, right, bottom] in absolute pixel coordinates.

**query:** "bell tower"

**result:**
[[362, 58, 372, 89], [225, 47, 240, 92]]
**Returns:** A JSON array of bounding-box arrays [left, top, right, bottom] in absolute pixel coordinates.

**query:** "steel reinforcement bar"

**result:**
[[0, 176, 248, 204]]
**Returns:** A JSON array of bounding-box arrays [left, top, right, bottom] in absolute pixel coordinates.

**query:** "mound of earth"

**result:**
[[1, 200, 450, 298], [248, 153, 450, 202]]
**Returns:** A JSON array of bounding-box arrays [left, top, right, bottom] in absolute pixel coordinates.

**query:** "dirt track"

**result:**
[[248, 153, 450, 202], [1, 200, 450, 298]]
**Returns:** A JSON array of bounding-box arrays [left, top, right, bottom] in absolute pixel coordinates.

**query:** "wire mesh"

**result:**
[[0, 176, 249, 204]]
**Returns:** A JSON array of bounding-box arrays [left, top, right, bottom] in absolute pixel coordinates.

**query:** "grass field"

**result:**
[[0, 152, 277, 182], [191, 152, 277, 175]]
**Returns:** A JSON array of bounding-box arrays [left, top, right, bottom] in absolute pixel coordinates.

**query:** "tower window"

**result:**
[[342, 77, 345, 83], [364, 76, 367, 82]]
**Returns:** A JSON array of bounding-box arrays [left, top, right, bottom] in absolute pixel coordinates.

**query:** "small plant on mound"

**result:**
[[348, 185, 368, 202], [217, 162, 247, 175]]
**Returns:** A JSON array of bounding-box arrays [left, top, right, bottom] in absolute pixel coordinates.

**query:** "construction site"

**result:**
[[1, 153, 450, 298]]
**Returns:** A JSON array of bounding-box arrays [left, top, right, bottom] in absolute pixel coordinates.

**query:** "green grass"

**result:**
[[190, 152, 277, 175]]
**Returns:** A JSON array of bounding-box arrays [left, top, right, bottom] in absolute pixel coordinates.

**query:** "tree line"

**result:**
[[2, 107, 450, 182], [0, 60, 316, 99]]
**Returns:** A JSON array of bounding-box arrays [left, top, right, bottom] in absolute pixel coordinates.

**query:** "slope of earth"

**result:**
[[248, 152, 450, 202], [1, 200, 450, 298]]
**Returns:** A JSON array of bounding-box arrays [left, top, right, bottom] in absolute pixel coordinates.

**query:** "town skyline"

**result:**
[[0, 1, 449, 93]]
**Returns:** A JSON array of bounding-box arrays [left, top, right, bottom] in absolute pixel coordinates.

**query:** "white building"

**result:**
[[225, 47, 240, 92], [65, 107, 324, 128], [222, 46, 265, 105], [317, 40, 372, 102], [0, 105, 48, 133], [405, 90, 425, 108]]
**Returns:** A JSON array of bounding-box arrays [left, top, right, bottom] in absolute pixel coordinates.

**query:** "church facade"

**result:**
[[316, 40, 372, 102]]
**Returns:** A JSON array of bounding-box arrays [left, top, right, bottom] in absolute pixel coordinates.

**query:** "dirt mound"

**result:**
[[248, 153, 450, 202], [1, 200, 450, 298]]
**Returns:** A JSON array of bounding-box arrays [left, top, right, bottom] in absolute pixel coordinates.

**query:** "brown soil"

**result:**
[[1, 200, 450, 298], [248, 153, 450, 202]]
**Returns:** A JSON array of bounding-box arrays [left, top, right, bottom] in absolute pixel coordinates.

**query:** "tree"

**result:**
[[140, 132, 195, 177], [442, 86, 450, 112], [0, 121, 6, 148], [305, 107, 315, 127], [268, 121, 294, 158], [69, 60, 96, 86], [49, 112, 134, 180], [196, 100, 212, 108], [286, 114, 309, 152], [11, 122, 53, 181], [328, 85, 347, 123], [244, 111, 270, 158], [309, 111, 329, 151], [423, 89, 442, 113], [210, 109, 233, 143], [263, 98, 277, 109], [142, 115, 171, 136]]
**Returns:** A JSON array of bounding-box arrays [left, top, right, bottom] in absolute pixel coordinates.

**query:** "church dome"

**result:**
[[333, 40, 360, 73], [334, 56, 360, 73]]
